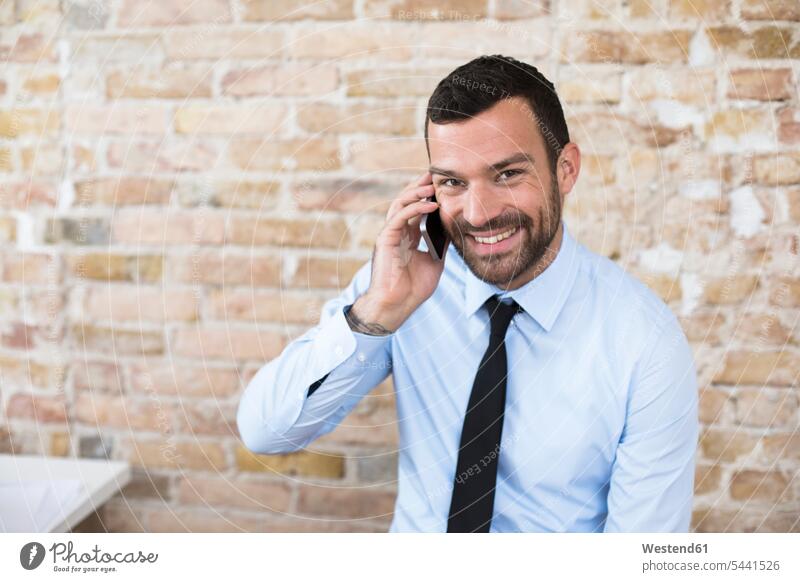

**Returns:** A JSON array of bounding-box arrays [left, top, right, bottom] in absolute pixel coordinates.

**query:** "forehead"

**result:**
[[427, 96, 545, 170]]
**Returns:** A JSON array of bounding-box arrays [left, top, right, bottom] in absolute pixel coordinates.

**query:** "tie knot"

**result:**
[[484, 295, 520, 339]]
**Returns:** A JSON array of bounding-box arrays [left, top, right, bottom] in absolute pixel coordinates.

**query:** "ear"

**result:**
[[556, 142, 581, 197]]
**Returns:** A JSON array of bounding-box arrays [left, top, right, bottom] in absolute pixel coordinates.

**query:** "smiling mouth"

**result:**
[[470, 227, 519, 244]]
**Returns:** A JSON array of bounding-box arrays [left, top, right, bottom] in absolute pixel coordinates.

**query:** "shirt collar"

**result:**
[[461, 219, 580, 333]]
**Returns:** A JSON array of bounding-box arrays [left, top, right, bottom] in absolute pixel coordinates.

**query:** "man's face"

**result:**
[[427, 96, 563, 288]]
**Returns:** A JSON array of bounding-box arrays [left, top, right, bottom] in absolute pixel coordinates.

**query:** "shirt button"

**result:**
[[357, 352, 366, 363]]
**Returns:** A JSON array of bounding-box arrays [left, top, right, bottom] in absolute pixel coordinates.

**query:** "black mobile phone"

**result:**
[[420, 195, 448, 261]]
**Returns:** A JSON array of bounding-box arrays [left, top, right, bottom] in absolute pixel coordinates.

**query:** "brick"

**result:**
[[166, 251, 282, 286], [769, 277, 800, 306], [71, 360, 124, 395], [163, 29, 286, 60], [0, 216, 15, 242], [558, 72, 621, 105], [291, 179, 396, 214], [120, 470, 171, 500], [0, 182, 58, 210], [730, 469, 792, 502], [221, 65, 338, 97], [171, 326, 284, 361], [741, 0, 800, 21], [20, 142, 64, 176], [728, 68, 793, 101], [0, 356, 65, 390], [704, 109, 775, 152], [777, 106, 800, 145], [699, 428, 759, 462], [698, 386, 730, 423], [175, 401, 237, 436], [175, 180, 281, 210], [226, 216, 350, 248], [69, 35, 162, 63], [713, 350, 798, 386], [706, 26, 800, 60], [625, 68, 716, 105], [75, 393, 174, 432], [288, 256, 365, 289], [1, 252, 59, 284], [242, 0, 354, 21], [74, 178, 173, 206], [0, 146, 11, 171], [0, 32, 57, 62], [0, 108, 60, 137], [670, 0, 730, 20], [694, 463, 722, 495], [117, 0, 232, 27], [79, 435, 113, 459], [50, 431, 71, 457], [762, 433, 800, 461], [566, 113, 681, 155], [1, 321, 58, 350], [693, 507, 800, 532], [72, 325, 165, 355], [111, 210, 226, 245], [236, 445, 345, 478], [297, 103, 417, 136], [107, 140, 220, 173], [177, 475, 292, 511], [753, 152, 800, 185], [106, 66, 212, 99], [363, 0, 486, 20], [22, 72, 60, 94], [124, 438, 227, 471], [494, 0, 549, 19], [175, 105, 288, 135], [731, 313, 795, 345], [702, 275, 759, 304], [128, 361, 240, 398], [205, 289, 328, 324], [356, 450, 399, 483], [6, 391, 66, 424], [289, 23, 414, 61], [346, 67, 448, 97], [734, 388, 797, 428], [45, 217, 109, 245], [64, 105, 167, 135], [67, 253, 163, 283], [82, 286, 200, 322], [297, 484, 395, 519], [561, 29, 692, 64], [349, 139, 429, 173], [228, 138, 339, 171]]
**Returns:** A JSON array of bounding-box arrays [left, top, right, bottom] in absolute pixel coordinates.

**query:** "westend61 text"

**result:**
[[642, 543, 708, 554]]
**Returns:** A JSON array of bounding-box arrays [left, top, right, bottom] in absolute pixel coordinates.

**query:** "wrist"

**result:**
[[346, 294, 406, 335]]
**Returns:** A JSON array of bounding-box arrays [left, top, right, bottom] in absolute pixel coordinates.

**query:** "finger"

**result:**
[[386, 184, 434, 220], [379, 199, 438, 245], [414, 171, 432, 187]]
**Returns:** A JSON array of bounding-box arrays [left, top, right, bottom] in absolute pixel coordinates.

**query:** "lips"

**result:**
[[468, 226, 522, 256]]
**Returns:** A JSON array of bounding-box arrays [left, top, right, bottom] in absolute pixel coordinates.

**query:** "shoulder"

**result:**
[[573, 242, 687, 363]]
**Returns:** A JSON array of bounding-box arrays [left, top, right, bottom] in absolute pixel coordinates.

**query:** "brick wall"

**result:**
[[0, 0, 797, 532]]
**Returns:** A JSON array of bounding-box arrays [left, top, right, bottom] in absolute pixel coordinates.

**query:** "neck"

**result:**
[[499, 221, 564, 291]]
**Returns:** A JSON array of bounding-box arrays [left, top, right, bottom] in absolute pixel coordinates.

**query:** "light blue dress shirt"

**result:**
[[237, 219, 699, 532]]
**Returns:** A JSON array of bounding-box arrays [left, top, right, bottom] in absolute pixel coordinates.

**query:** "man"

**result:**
[[237, 55, 699, 533]]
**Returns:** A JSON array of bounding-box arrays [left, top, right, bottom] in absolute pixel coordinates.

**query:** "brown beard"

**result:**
[[445, 178, 562, 288]]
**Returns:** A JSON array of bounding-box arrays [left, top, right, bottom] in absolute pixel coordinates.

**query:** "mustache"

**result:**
[[450, 213, 532, 235]]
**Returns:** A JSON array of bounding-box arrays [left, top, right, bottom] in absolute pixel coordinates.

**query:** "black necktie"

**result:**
[[448, 295, 520, 532]]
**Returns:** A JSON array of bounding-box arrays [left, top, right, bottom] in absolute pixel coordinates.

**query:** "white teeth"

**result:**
[[473, 227, 517, 244]]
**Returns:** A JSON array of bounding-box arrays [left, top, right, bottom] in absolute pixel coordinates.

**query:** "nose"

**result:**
[[461, 183, 506, 230]]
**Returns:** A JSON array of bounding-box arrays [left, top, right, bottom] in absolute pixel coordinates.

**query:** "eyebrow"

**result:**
[[429, 152, 535, 180]]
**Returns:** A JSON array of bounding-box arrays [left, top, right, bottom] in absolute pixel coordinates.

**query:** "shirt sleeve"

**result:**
[[236, 259, 394, 454], [603, 313, 699, 533]]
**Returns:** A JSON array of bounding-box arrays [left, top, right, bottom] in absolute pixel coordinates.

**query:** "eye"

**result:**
[[438, 177, 462, 188], [498, 169, 522, 181]]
